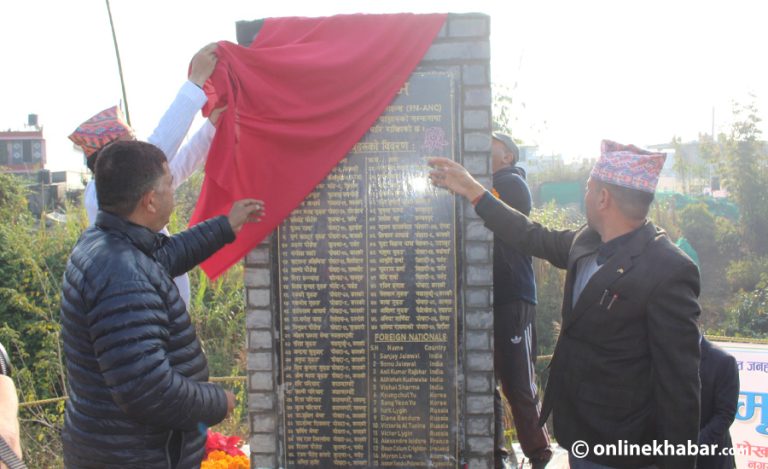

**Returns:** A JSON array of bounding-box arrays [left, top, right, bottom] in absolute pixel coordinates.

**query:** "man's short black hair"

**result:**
[[86, 150, 99, 173], [95, 140, 167, 217], [597, 180, 655, 220]]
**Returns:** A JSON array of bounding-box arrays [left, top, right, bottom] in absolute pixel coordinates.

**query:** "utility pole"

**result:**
[[105, 0, 131, 126]]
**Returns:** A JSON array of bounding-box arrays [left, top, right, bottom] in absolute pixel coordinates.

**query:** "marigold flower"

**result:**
[[202, 450, 249, 469]]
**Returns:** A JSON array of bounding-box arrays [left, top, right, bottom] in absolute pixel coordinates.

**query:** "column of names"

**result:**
[[279, 72, 458, 469]]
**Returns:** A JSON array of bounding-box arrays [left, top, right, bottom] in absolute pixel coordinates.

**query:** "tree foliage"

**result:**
[[0, 173, 84, 466], [0, 172, 28, 222], [529, 202, 585, 355], [719, 98, 768, 256], [678, 203, 717, 254], [726, 274, 768, 338], [726, 257, 768, 293], [492, 83, 517, 136], [671, 135, 708, 195]]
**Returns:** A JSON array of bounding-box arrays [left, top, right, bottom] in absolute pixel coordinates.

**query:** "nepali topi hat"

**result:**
[[69, 106, 133, 158], [590, 139, 666, 193]]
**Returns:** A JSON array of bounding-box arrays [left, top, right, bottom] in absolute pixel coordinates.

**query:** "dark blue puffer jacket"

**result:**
[[60, 211, 235, 469]]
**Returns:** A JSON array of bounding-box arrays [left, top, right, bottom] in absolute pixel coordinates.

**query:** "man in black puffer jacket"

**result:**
[[60, 140, 264, 468]]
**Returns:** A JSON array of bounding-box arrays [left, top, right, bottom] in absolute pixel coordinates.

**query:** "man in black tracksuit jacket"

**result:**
[[490, 133, 552, 469]]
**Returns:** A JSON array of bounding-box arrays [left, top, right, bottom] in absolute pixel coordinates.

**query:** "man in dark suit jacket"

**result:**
[[429, 140, 701, 469], [697, 337, 739, 469]]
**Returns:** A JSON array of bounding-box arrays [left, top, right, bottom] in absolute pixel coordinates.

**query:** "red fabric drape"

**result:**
[[190, 13, 447, 279]]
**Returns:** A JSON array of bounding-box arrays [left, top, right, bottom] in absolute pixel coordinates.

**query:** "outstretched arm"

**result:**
[[147, 43, 218, 162], [428, 157, 574, 268], [428, 156, 486, 201], [169, 107, 226, 190], [168, 120, 214, 190], [156, 199, 264, 277]]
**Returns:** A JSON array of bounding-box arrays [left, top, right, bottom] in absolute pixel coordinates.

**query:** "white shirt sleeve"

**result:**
[[87, 80, 208, 227], [84, 180, 98, 225], [169, 120, 216, 190], [146, 80, 208, 161]]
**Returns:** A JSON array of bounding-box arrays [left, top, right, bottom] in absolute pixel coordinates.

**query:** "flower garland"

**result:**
[[202, 430, 248, 469], [202, 450, 249, 469]]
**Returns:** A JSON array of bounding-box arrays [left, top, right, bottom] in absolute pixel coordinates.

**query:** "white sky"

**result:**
[[2, 0, 767, 171]]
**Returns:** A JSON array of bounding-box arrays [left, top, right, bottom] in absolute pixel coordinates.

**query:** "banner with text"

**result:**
[[719, 341, 768, 468]]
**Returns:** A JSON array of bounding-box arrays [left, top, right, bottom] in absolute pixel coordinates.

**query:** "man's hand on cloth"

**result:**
[[227, 199, 265, 234], [189, 43, 219, 88], [208, 106, 227, 126]]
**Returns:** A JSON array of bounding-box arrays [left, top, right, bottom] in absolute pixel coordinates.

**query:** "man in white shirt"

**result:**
[[70, 43, 223, 307]]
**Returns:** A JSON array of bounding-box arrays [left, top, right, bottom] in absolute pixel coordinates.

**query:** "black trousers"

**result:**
[[494, 300, 552, 462]]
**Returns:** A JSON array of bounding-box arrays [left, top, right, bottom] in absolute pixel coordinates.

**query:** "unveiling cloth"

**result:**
[[190, 13, 447, 278]]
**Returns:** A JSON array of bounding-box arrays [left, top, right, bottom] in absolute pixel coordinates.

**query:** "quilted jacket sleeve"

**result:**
[[88, 280, 228, 430], [155, 215, 235, 278]]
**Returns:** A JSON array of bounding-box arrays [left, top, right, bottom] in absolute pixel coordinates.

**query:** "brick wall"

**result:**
[[423, 13, 495, 469]]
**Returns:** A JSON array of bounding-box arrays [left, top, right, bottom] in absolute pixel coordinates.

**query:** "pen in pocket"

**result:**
[[600, 289, 620, 310]]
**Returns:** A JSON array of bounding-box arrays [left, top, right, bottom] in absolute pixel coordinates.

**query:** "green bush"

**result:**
[[715, 216, 742, 263], [649, 196, 681, 239], [726, 257, 768, 293], [0, 174, 84, 467], [726, 274, 768, 338], [679, 203, 717, 254], [529, 202, 584, 356]]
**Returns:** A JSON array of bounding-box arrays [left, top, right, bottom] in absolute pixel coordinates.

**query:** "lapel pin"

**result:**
[[617, 267, 624, 274]]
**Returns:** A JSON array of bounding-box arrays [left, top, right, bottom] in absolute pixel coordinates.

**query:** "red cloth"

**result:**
[[190, 13, 447, 279]]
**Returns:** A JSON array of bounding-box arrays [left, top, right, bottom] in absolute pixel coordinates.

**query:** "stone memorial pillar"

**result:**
[[242, 13, 495, 469]]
